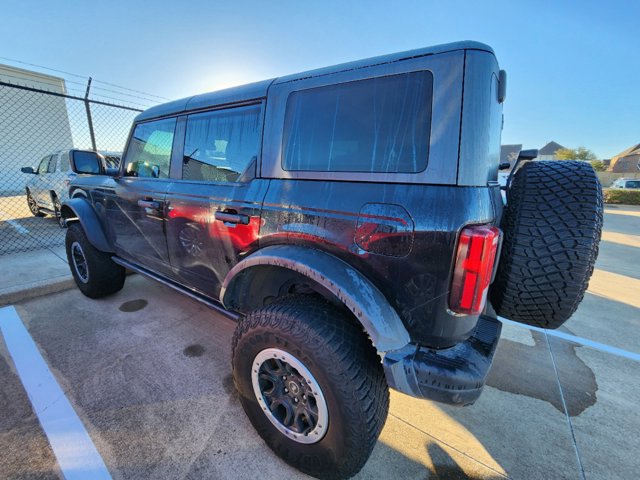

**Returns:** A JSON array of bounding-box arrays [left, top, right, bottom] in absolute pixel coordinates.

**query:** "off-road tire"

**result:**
[[26, 189, 45, 217], [491, 161, 603, 328], [232, 296, 389, 479], [65, 222, 126, 298]]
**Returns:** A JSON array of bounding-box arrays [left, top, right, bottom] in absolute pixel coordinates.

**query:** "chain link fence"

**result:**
[[0, 67, 148, 255]]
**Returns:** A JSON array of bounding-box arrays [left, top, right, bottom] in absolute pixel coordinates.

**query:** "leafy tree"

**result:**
[[589, 160, 607, 172], [555, 146, 597, 161]]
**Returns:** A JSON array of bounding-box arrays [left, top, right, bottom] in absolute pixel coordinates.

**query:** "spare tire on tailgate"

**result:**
[[491, 160, 603, 329]]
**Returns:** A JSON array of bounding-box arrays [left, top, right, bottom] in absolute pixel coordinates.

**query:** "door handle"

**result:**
[[215, 210, 250, 225], [138, 199, 162, 209]]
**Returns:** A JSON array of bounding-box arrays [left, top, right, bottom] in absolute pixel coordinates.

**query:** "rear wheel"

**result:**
[[232, 296, 389, 479], [52, 195, 64, 228], [26, 189, 44, 217], [65, 223, 126, 298], [492, 161, 603, 328]]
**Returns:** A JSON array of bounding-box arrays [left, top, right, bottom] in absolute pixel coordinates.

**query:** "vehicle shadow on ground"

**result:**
[[359, 440, 505, 479]]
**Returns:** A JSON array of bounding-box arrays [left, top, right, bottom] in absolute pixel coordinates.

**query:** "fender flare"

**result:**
[[221, 245, 411, 352], [61, 198, 113, 253]]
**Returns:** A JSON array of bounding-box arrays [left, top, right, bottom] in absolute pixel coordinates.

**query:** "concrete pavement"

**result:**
[[2, 274, 638, 479], [0, 246, 74, 307], [0, 205, 638, 479]]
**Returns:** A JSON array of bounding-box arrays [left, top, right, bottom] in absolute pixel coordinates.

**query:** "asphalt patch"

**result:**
[[487, 330, 597, 416], [183, 344, 205, 357], [119, 299, 148, 312]]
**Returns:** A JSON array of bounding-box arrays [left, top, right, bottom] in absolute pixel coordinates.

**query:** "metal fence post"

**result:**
[[84, 77, 97, 151]]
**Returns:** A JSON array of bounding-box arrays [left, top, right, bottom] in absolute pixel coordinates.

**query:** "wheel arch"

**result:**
[[221, 245, 410, 352], [61, 198, 113, 253]]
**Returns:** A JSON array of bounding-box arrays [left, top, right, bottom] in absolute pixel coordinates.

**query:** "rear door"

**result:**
[[105, 117, 178, 275], [165, 103, 267, 297]]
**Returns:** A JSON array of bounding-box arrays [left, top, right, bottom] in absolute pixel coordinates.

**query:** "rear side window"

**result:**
[[182, 105, 261, 183], [59, 152, 70, 172], [124, 118, 176, 178], [282, 71, 433, 173]]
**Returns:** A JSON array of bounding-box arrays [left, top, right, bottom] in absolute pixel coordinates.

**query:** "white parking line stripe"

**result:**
[[6, 219, 30, 234], [0, 210, 30, 234], [0, 306, 112, 480], [499, 316, 640, 363]]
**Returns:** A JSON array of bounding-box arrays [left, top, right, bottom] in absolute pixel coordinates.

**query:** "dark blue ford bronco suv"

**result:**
[[61, 42, 602, 479]]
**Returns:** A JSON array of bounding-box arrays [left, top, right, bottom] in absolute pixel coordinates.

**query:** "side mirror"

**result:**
[[21, 166, 36, 174], [71, 151, 103, 175], [517, 149, 538, 161]]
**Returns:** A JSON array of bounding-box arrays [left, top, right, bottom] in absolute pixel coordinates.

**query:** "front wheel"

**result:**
[[232, 296, 389, 479], [65, 223, 126, 298], [26, 189, 45, 217]]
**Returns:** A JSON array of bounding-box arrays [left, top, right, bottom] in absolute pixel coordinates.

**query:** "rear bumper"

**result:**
[[382, 315, 501, 406]]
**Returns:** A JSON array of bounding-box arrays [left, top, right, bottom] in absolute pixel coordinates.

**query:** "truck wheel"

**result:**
[[492, 161, 603, 328], [65, 223, 126, 298], [232, 296, 389, 479], [26, 189, 45, 217]]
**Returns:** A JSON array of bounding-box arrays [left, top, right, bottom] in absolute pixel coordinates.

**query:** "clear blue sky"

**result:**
[[2, 0, 638, 158]]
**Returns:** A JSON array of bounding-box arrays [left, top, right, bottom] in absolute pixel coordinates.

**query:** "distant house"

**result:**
[[500, 144, 522, 170], [609, 144, 640, 173], [537, 141, 566, 160]]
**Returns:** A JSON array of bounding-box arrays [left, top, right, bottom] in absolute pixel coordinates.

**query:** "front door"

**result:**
[[106, 117, 177, 275], [32, 155, 52, 205], [165, 103, 267, 298]]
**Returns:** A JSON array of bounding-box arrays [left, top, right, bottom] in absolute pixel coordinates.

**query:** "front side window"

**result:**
[[37, 156, 50, 174], [182, 105, 261, 183], [283, 71, 433, 173], [103, 154, 121, 169], [124, 118, 176, 178], [47, 154, 58, 173]]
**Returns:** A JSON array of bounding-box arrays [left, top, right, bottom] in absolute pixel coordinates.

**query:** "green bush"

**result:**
[[603, 188, 640, 205]]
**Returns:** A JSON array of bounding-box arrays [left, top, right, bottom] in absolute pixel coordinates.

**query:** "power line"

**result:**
[[0, 56, 171, 102], [91, 79, 170, 101], [0, 72, 154, 108]]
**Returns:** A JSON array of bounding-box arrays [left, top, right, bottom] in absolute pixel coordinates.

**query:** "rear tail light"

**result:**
[[449, 225, 501, 315]]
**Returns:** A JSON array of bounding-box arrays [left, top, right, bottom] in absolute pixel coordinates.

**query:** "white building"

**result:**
[[0, 64, 73, 194]]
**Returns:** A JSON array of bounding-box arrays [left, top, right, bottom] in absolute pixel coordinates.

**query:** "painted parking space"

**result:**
[[0, 206, 638, 479], [1, 273, 638, 480]]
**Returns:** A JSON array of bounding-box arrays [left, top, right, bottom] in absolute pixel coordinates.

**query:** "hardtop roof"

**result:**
[[135, 41, 493, 122]]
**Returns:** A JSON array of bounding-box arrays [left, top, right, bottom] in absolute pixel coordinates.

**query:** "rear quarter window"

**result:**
[[59, 152, 70, 172], [282, 71, 433, 174]]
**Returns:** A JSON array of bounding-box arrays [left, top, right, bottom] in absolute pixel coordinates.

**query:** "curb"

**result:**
[[0, 275, 76, 307]]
